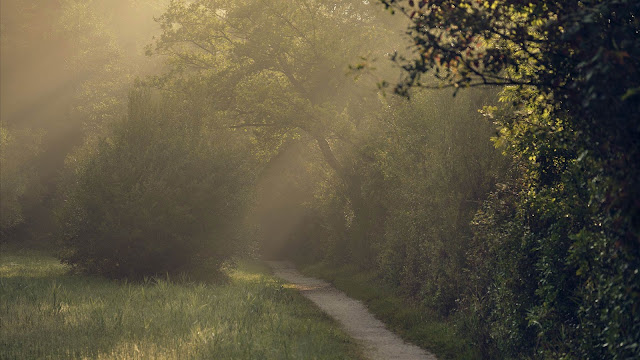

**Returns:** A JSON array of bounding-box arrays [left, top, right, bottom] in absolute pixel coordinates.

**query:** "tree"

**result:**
[[148, 0, 398, 262], [0, 0, 166, 244], [380, 0, 640, 357], [58, 90, 254, 278], [381, 0, 639, 238]]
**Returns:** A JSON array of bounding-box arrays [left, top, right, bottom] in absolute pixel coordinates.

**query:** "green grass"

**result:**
[[300, 262, 480, 360], [0, 247, 363, 360]]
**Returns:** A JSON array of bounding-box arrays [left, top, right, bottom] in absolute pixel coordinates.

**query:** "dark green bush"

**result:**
[[57, 91, 254, 278], [463, 90, 640, 358]]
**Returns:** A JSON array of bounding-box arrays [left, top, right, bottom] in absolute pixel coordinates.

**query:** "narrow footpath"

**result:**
[[267, 261, 437, 360]]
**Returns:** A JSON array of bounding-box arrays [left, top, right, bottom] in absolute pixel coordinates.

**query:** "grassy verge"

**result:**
[[0, 247, 363, 359], [299, 262, 479, 360]]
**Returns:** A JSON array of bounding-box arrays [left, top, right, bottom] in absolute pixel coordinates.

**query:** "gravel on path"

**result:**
[[267, 261, 437, 360]]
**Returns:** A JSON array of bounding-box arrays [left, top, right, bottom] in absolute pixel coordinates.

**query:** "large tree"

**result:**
[[148, 0, 399, 261], [380, 0, 639, 357], [381, 0, 639, 236]]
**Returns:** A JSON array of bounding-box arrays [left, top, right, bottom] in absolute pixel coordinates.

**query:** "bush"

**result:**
[[0, 126, 44, 238], [373, 89, 504, 315], [57, 91, 254, 278], [463, 87, 640, 358]]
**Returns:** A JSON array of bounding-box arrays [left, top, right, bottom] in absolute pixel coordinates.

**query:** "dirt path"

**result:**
[[267, 261, 437, 360]]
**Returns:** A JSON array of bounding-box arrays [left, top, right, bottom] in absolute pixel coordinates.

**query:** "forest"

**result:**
[[1, 0, 638, 359]]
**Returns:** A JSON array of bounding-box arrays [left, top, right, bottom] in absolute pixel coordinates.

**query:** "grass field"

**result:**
[[0, 247, 363, 360], [300, 262, 479, 360]]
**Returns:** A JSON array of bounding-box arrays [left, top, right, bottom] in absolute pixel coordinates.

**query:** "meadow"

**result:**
[[0, 248, 362, 360]]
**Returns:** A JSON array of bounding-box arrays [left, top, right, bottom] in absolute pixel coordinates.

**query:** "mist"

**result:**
[[1, 1, 638, 359], [1, 0, 165, 241]]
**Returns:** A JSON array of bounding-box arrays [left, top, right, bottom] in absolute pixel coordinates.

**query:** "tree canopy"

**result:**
[[148, 0, 402, 260]]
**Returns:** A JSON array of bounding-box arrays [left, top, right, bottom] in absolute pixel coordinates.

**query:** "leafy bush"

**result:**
[[57, 91, 254, 278], [463, 87, 640, 358], [372, 89, 504, 315], [381, 1, 640, 357], [285, 88, 504, 316], [0, 127, 44, 238]]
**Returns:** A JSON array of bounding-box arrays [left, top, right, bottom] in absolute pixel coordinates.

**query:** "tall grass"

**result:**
[[0, 248, 362, 359]]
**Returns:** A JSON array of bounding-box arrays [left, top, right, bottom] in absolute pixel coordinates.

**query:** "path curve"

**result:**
[[267, 261, 437, 360]]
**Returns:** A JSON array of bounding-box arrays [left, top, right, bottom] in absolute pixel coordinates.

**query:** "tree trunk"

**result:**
[[314, 135, 371, 265]]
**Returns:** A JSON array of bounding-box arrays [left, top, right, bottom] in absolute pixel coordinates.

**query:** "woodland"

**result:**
[[1, 0, 638, 359]]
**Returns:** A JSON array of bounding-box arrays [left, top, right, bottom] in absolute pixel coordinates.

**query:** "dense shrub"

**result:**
[[378, 0, 639, 357], [57, 91, 254, 278], [284, 88, 504, 316], [0, 127, 44, 238], [463, 88, 640, 358]]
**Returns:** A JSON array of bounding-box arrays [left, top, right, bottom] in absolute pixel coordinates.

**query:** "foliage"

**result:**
[[258, 88, 503, 283], [57, 0, 165, 134], [4, 0, 638, 358], [374, 89, 504, 315], [380, 0, 640, 358], [0, 127, 44, 237], [147, 0, 401, 263], [1, 0, 166, 247], [57, 91, 254, 278]]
